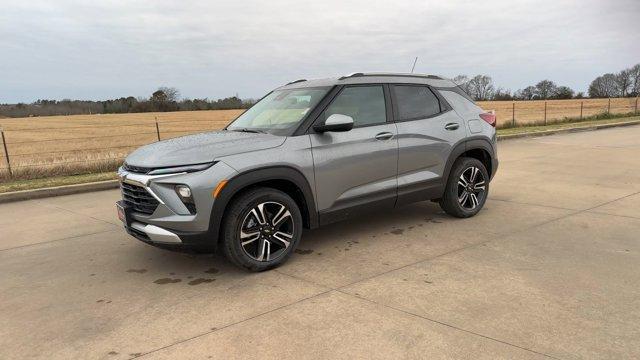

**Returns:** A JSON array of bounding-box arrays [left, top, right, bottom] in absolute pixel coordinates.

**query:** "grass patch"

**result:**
[[497, 115, 639, 136], [496, 111, 638, 130], [0, 172, 117, 193]]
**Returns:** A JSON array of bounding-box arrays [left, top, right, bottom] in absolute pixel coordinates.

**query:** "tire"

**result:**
[[221, 187, 303, 272], [439, 157, 489, 218]]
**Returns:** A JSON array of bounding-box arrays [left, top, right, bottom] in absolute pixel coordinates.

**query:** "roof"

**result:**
[[277, 72, 457, 90]]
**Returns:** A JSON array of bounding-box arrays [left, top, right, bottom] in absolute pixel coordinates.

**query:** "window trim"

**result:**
[[307, 83, 390, 132], [389, 83, 452, 123]]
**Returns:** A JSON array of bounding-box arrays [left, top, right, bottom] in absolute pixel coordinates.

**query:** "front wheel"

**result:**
[[439, 157, 489, 218], [221, 187, 302, 272]]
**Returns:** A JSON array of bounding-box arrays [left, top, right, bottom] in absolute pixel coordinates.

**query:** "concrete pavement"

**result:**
[[1, 126, 639, 359]]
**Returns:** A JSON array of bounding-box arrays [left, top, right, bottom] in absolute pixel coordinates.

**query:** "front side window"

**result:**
[[393, 85, 441, 120], [227, 87, 330, 135], [324, 85, 387, 127]]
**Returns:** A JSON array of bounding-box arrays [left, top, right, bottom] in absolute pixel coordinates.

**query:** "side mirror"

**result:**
[[313, 114, 354, 133]]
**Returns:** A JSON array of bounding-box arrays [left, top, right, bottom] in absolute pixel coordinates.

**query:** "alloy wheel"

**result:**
[[240, 201, 294, 262], [457, 166, 486, 210]]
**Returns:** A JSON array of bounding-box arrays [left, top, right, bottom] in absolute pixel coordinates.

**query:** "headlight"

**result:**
[[147, 162, 214, 175]]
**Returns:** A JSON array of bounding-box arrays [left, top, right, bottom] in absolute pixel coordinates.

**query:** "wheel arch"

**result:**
[[209, 166, 318, 249], [443, 137, 496, 183]]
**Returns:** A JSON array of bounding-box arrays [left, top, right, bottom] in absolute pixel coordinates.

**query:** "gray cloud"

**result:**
[[1, 0, 638, 102]]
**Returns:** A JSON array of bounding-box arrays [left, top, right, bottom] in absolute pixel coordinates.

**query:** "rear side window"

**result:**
[[392, 85, 441, 120]]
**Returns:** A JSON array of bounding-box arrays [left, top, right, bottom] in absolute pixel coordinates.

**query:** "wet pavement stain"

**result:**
[[126, 269, 147, 274], [424, 217, 442, 224], [204, 267, 220, 274], [188, 278, 215, 285], [390, 229, 404, 235], [295, 249, 313, 255], [154, 278, 182, 284]]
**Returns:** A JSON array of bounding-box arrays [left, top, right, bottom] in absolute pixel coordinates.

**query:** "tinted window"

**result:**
[[325, 86, 386, 127], [393, 85, 441, 120]]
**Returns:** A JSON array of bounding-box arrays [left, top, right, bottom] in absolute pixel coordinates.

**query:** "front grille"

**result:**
[[121, 182, 159, 215], [122, 163, 152, 174]]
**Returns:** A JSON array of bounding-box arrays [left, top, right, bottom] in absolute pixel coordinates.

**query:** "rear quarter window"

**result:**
[[438, 90, 483, 116]]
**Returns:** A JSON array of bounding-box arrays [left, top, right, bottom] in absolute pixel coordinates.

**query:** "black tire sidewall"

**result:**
[[221, 188, 302, 271], [441, 157, 489, 218]]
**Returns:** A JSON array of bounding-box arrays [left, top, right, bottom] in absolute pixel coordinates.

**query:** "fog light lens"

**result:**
[[175, 185, 192, 199]]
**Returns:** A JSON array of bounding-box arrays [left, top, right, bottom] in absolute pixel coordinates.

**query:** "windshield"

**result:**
[[227, 87, 330, 135]]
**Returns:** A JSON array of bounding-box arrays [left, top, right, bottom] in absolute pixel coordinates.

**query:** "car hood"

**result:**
[[125, 131, 285, 168]]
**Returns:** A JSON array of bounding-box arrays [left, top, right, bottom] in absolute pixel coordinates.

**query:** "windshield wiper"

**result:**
[[231, 128, 266, 134]]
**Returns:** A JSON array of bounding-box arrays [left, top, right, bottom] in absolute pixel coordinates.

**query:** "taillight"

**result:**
[[479, 111, 496, 127]]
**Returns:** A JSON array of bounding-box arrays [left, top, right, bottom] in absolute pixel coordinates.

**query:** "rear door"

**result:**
[[310, 85, 398, 224], [390, 84, 467, 206]]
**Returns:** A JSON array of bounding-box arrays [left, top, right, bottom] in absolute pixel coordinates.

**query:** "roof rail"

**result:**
[[285, 79, 307, 85], [339, 72, 443, 80]]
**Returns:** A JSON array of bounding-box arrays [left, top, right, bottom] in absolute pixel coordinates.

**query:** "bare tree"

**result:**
[[553, 86, 575, 99], [515, 86, 536, 100], [468, 75, 494, 101], [534, 80, 557, 100], [614, 69, 632, 97], [588, 74, 618, 98], [628, 64, 640, 96], [157, 87, 180, 102], [452, 75, 472, 96]]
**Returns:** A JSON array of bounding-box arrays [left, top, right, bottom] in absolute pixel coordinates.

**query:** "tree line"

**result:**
[[0, 87, 255, 118], [2, 63, 639, 118], [454, 62, 639, 101]]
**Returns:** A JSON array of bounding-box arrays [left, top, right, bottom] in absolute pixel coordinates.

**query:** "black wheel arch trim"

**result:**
[[208, 166, 319, 249], [443, 136, 497, 184]]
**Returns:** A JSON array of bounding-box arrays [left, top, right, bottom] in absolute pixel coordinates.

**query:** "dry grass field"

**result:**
[[0, 110, 243, 180], [478, 97, 638, 126], [0, 97, 637, 181]]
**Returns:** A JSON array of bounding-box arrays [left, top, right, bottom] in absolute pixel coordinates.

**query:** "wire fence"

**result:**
[[0, 110, 240, 181], [0, 98, 638, 181], [478, 97, 639, 128]]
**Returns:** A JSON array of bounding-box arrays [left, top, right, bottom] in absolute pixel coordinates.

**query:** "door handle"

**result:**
[[375, 132, 394, 140], [444, 122, 459, 131]]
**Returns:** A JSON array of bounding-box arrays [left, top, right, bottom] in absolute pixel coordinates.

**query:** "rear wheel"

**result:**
[[439, 157, 489, 218], [221, 187, 302, 271]]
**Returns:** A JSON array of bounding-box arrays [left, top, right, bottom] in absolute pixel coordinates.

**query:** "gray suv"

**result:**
[[116, 73, 498, 271]]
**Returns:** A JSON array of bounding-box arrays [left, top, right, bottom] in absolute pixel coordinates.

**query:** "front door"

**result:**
[[310, 85, 398, 224]]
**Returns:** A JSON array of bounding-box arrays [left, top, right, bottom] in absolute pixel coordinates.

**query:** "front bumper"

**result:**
[[117, 200, 213, 251], [115, 161, 238, 252]]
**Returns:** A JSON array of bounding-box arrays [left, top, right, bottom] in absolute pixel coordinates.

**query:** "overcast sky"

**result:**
[[1, 0, 638, 103]]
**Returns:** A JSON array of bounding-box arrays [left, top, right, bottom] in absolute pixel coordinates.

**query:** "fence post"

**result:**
[[580, 101, 583, 120], [607, 98, 611, 114], [544, 101, 547, 125], [155, 118, 161, 141], [512, 102, 515, 127], [635, 97, 638, 115], [1, 129, 12, 178]]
